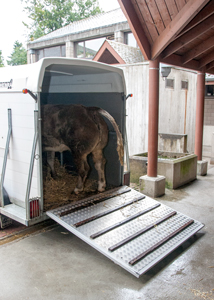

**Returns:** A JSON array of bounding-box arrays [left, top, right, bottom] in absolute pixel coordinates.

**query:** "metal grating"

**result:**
[[46, 186, 204, 278]]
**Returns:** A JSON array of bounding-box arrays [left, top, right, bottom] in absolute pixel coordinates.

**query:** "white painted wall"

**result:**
[[203, 97, 214, 157], [0, 92, 39, 204], [120, 63, 198, 156], [159, 67, 197, 154], [203, 126, 214, 156]]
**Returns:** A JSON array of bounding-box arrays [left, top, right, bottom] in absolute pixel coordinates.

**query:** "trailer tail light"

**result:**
[[22, 88, 37, 102], [22, 88, 28, 94], [29, 199, 40, 219]]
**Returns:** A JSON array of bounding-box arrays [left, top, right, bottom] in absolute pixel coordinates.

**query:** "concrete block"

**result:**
[[129, 155, 147, 184], [158, 133, 187, 153], [130, 153, 197, 189], [197, 160, 208, 176], [139, 175, 165, 198]]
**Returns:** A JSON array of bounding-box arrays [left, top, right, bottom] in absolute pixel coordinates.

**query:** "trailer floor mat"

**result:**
[[46, 186, 204, 278]]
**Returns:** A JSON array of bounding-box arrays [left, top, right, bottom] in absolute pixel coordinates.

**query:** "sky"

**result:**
[[0, 0, 120, 64]]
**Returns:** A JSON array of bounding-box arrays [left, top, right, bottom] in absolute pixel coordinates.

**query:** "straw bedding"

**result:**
[[43, 160, 99, 211]]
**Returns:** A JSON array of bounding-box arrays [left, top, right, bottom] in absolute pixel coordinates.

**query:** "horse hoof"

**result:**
[[74, 187, 83, 194]]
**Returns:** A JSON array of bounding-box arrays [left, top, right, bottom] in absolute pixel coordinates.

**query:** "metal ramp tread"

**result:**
[[46, 186, 204, 278], [0, 204, 27, 225]]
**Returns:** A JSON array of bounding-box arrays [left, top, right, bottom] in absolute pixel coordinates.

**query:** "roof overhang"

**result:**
[[118, 0, 214, 75]]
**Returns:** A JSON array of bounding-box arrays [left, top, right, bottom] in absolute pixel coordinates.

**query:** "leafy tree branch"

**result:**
[[21, 0, 102, 40]]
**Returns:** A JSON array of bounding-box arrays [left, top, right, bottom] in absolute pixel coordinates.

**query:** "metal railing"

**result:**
[[25, 110, 39, 220], [0, 109, 12, 208]]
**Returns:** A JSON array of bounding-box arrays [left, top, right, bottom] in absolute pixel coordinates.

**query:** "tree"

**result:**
[[0, 50, 4, 67], [22, 0, 102, 40], [7, 41, 27, 66]]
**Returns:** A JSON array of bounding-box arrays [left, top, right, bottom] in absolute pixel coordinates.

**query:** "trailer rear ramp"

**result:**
[[46, 186, 204, 278]]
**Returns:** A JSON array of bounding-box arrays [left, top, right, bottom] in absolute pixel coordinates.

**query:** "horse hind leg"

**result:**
[[74, 155, 90, 194], [92, 149, 106, 192]]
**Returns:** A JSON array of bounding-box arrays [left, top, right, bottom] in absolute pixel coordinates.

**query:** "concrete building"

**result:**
[[27, 9, 134, 63]]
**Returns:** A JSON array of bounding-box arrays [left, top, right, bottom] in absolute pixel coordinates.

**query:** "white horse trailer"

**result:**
[[0, 58, 129, 226], [0, 58, 204, 278]]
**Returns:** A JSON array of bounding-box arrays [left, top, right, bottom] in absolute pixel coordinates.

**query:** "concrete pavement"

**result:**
[[0, 163, 213, 299]]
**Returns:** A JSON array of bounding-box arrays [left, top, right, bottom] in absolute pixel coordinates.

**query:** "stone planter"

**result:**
[[130, 152, 197, 189]]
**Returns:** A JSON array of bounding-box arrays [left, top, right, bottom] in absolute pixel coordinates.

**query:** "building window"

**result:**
[[181, 80, 188, 90], [61, 45, 66, 57], [165, 78, 174, 89], [75, 37, 106, 59], [44, 45, 66, 57], [205, 85, 214, 96], [125, 32, 138, 47], [35, 45, 66, 61]]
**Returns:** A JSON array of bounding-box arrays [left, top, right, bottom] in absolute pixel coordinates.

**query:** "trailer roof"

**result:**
[[0, 58, 126, 94]]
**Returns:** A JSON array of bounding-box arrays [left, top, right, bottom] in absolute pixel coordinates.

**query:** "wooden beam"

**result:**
[[177, 0, 214, 38], [182, 36, 214, 64], [206, 68, 214, 75], [206, 60, 214, 71], [151, 0, 210, 59], [199, 51, 214, 68], [161, 54, 200, 71], [118, 0, 151, 60], [163, 14, 214, 58]]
